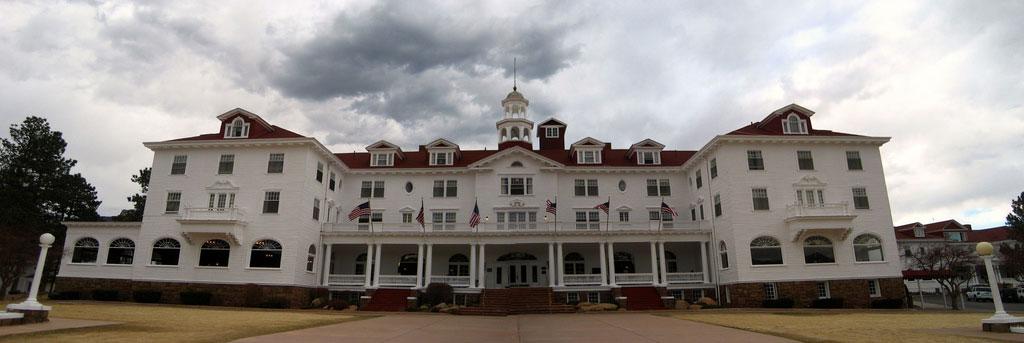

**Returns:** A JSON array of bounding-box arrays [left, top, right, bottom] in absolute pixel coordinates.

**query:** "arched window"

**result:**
[[784, 114, 807, 134], [719, 241, 730, 269], [523, 128, 531, 141], [226, 118, 249, 138], [355, 253, 367, 275], [106, 238, 135, 265], [306, 245, 317, 272], [71, 237, 99, 263], [803, 236, 835, 264], [151, 238, 181, 266], [664, 251, 678, 273], [854, 234, 884, 262], [500, 128, 508, 142], [614, 252, 635, 273], [249, 240, 282, 268], [511, 127, 520, 140], [750, 236, 783, 265], [448, 254, 469, 276], [510, 161, 524, 168], [199, 239, 230, 267], [398, 253, 418, 275], [564, 252, 585, 275]]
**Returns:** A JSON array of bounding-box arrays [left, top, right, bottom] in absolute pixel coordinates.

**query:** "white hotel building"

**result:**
[[58, 88, 905, 310]]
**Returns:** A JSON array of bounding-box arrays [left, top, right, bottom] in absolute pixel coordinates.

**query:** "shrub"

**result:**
[[132, 290, 162, 303], [48, 291, 82, 300], [810, 297, 845, 309], [871, 298, 904, 309], [179, 291, 213, 305], [91, 289, 120, 301], [423, 283, 454, 307], [762, 298, 794, 308], [327, 298, 349, 310], [257, 297, 290, 309]]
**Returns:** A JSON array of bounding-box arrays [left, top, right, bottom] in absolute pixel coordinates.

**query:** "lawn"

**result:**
[[0, 301, 366, 343], [670, 311, 999, 343]]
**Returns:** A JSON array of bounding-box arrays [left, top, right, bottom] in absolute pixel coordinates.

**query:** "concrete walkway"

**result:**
[[233, 313, 795, 343], [0, 318, 118, 337]]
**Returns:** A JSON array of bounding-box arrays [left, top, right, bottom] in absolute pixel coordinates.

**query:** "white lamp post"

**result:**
[[977, 242, 1023, 331], [7, 233, 55, 312]]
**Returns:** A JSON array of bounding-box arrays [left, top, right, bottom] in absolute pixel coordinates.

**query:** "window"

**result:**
[[316, 162, 324, 182], [402, 212, 413, 223], [207, 193, 235, 209], [165, 192, 181, 213], [71, 237, 99, 263], [913, 227, 925, 238], [574, 179, 599, 196], [500, 176, 533, 196], [312, 198, 320, 220], [854, 234, 884, 262], [433, 180, 458, 197], [545, 127, 559, 138], [648, 209, 673, 227], [710, 158, 718, 178], [106, 238, 135, 265], [577, 150, 601, 164], [699, 205, 705, 220], [329, 172, 336, 191], [357, 211, 383, 230], [218, 154, 234, 174], [306, 245, 316, 272], [945, 232, 965, 242], [448, 254, 470, 276], [432, 211, 457, 231], [852, 187, 870, 209], [618, 211, 630, 222], [354, 253, 367, 275], [261, 191, 280, 214], [370, 153, 394, 167], [665, 251, 678, 272], [868, 279, 881, 297], [803, 236, 835, 264], [750, 236, 783, 265], [764, 283, 778, 300], [690, 207, 696, 221], [618, 179, 627, 192], [430, 152, 453, 166], [796, 189, 825, 207], [249, 240, 282, 268], [587, 292, 600, 304], [361, 181, 385, 198], [647, 179, 671, 196], [747, 150, 764, 170], [171, 155, 187, 175], [405, 181, 414, 193], [495, 211, 537, 230], [797, 151, 814, 170], [782, 114, 808, 134], [714, 194, 723, 217], [224, 118, 250, 138], [638, 151, 661, 165], [267, 153, 284, 173], [566, 292, 580, 304], [150, 238, 181, 266], [695, 170, 702, 188], [614, 252, 635, 273], [719, 241, 729, 269], [199, 239, 230, 267], [846, 151, 863, 170], [816, 281, 831, 299], [752, 188, 770, 210], [575, 210, 600, 230], [564, 252, 585, 274]]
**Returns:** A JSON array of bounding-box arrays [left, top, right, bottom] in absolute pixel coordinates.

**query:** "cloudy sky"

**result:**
[[1, 1, 1021, 228]]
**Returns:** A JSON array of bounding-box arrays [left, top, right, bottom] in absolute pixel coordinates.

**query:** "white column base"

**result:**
[[6, 302, 51, 311]]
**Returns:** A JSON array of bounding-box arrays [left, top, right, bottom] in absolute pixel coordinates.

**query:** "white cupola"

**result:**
[[496, 86, 535, 148]]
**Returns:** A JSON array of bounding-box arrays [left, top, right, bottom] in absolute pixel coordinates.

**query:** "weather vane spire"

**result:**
[[513, 57, 517, 91]]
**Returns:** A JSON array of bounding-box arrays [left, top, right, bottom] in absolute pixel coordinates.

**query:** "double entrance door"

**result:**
[[495, 261, 546, 288]]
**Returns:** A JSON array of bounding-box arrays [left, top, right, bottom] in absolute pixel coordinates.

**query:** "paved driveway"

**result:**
[[234, 312, 795, 343]]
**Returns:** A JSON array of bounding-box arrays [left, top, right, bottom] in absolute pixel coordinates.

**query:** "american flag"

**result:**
[[347, 201, 371, 220], [415, 199, 425, 227], [594, 200, 610, 214], [468, 201, 481, 228], [660, 202, 678, 217], [545, 199, 557, 215]]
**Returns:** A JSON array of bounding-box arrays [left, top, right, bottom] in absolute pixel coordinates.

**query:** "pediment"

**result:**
[[538, 118, 567, 127], [426, 138, 459, 150], [366, 140, 402, 151], [467, 146, 563, 168], [206, 180, 239, 191], [216, 108, 273, 130], [571, 137, 606, 147], [793, 175, 827, 188]]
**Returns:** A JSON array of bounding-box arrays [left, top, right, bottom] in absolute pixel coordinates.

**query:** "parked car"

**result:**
[[967, 285, 992, 302]]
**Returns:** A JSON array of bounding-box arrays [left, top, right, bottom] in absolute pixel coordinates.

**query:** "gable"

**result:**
[[467, 146, 564, 169]]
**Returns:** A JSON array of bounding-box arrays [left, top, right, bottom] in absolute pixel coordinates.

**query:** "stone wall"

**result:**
[[723, 277, 906, 308], [54, 277, 324, 308]]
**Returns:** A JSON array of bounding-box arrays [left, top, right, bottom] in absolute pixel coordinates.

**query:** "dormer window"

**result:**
[[638, 151, 661, 165], [430, 152, 453, 166], [782, 114, 808, 135], [224, 118, 250, 138], [371, 153, 394, 167], [913, 226, 925, 238], [577, 150, 601, 164]]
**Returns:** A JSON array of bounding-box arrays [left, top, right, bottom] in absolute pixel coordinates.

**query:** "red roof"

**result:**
[[726, 122, 862, 137], [169, 125, 306, 141], [335, 148, 696, 169], [967, 226, 1011, 242], [893, 219, 968, 240]]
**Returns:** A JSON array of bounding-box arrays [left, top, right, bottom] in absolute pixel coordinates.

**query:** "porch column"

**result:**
[[607, 242, 617, 286], [373, 243, 383, 287], [658, 241, 668, 286], [478, 244, 486, 289], [424, 243, 434, 287], [700, 241, 709, 283], [363, 243, 373, 287], [322, 244, 333, 286], [469, 243, 478, 288], [556, 242, 565, 287], [599, 241, 608, 286], [548, 243, 556, 287], [415, 243, 425, 288], [649, 241, 659, 285]]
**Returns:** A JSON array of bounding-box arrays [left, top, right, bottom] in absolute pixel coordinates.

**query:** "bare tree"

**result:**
[[910, 243, 978, 310]]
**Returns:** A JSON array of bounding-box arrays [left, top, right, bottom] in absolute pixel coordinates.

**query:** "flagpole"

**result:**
[[605, 196, 611, 232], [368, 198, 373, 235], [474, 197, 479, 234], [554, 195, 558, 233], [659, 196, 664, 232], [421, 197, 425, 233]]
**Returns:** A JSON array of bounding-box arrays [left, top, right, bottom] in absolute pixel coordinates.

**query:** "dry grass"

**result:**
[[671, 311, 1000, 343], [0, 302, 366, 343]]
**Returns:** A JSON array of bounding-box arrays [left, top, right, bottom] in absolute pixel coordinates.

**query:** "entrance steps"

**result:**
[[620, 286, 666, 311], [362, 288, 414, 312], [458, 288, 575, 316]]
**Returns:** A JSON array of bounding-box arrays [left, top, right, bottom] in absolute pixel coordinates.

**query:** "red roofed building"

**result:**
[[896, 220, 1017, 292]]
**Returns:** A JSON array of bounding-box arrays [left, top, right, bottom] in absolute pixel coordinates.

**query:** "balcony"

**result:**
[[614, 273, 654, 285], [328, 274, 365, 286], [666, 272, 705, 284], [177, 207, 246, 245], [377, 275, 418, 287], [564, 274, 604, 286], [430, 275, 472, 288], [784, 203, 856, 242], [322, 220, 700, 235], [178, 207, 246, 223]]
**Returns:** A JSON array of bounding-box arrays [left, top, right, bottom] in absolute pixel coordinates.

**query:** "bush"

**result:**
[[327, 298, 349, 310], [257, 297, 290, 309], [179, 291, 213, 305], [91, 289, 120, 301], [810, 297, 845, 309], [762, 298, 795, 308], [132, 290, 162, 303], [48, 291, 82, 300], [871, 298, 904, 309], [423, 283, 454, 307]]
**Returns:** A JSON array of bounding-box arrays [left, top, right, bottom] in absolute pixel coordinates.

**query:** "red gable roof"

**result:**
[[726, 122, 862, 137], [893, 219, 969, 240], [169, 125, 306, 142], [335, 148, 696, 169], [967, 226, 1011, 243]]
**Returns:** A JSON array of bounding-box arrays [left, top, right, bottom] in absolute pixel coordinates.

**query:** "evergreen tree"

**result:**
[[115, 168, 150, 221]]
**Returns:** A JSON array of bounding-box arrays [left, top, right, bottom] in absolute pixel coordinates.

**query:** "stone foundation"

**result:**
[[723, 277, 906, 308], [54, 277, 324, 309], [7, 309, 48, 324]]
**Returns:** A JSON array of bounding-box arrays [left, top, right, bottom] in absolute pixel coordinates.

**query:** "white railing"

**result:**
[[666, 272, 704, 284], [429, 275, 471, 287], [377, 274, 418, 287], [327, 274, 365, 286], [785, 202, 850, 218], [179, 207, 246, 222], [323, 220, 699, 233], [564, 274, 604, 286], [495, 222, 539, 230], [615, 273, 654, 285]]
